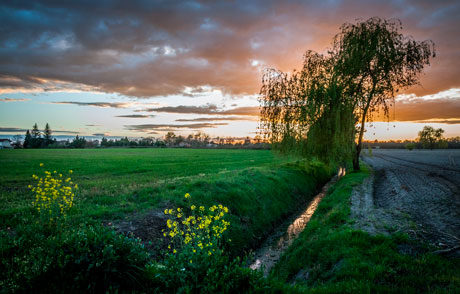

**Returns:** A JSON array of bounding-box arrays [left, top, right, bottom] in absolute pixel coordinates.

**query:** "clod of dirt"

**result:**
[[113, 208, 169, 256]]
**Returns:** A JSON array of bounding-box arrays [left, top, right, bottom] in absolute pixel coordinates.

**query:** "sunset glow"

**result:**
[[1, 1, 459, 139]]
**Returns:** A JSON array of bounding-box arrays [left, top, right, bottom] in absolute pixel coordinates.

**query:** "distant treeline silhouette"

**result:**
[[15, 127, 269, 149], [365, 138, 460, 149]]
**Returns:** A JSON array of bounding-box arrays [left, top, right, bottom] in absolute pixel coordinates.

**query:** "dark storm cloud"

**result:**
[[125, 123, 228, 132], [142, 104, 260, 116], [53, 101, 131, 108], [0, 0, 459, 99]]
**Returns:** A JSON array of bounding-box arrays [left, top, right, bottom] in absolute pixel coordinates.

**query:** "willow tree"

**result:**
[[334, 17, 435, 170], [259, 51, 355, 165], [260, 17, 435, 170]]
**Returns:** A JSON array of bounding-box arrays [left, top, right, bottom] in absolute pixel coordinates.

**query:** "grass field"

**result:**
[[0, 148, 283, 220], [0, 148, 283, 188], [0, 148, 331, 254], [2, 149, 459, 293]]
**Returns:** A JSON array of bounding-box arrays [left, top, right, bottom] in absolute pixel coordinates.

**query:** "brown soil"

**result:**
[[353, 149, 460, 256], [112, 207, 170, 257]]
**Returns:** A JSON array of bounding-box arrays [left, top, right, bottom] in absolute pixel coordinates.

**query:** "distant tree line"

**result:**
[[15, 127, 269, 149], [23, 123, 55, 148], [100, 132, 269, 149], [21, 123, 91, 149], [365, 126, 458, 150]]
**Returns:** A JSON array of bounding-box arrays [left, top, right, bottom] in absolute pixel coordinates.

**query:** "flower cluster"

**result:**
[[29, 163, 77, 222], [163, 193, 230, 258]]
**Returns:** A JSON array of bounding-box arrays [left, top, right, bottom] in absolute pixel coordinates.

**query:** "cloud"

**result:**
[[92, 133, 110, 136], [115, 114, 155, 118], [86, 124, 100, 127], [374, 97, 460, 122], [53, 101, 131, 108], [142, 104, 260, 116], [0, 1, 458, 97], [0, 127, 27, 133], [125, 123, 229, 132], [139, 105, 219, 114], [0, 127, 79, 134], [175, 116, 256, 122], [412, 119, 460, 124], [0, 97, 31, 102], [219, 107, 260, 116]]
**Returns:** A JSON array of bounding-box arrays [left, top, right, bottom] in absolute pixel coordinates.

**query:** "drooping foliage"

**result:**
[[334, 17, 435, 169], [260, 17, 435, 170], [259, 51, 355, 165]]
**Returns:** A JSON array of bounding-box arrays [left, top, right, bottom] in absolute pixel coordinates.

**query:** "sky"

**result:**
[[1, 0, 459, 140]]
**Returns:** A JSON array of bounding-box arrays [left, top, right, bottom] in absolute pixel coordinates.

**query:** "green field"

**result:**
[[0, 148, 331, 253], [2, 148, 459, 293], [0, 148, 282, 218], [0, 148, 283, 188]]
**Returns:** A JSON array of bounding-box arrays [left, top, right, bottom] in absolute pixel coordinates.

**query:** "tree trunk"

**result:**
[[353, 142, 361, 170], [354, 102, 371, 171], [353, 86, 375, 171]]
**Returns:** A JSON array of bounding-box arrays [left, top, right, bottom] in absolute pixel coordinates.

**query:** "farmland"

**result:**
[[1, 148, 460, 292], [0, 148, 338, 292], [0, 148, 331, 253], [1, 148, 284, 221]]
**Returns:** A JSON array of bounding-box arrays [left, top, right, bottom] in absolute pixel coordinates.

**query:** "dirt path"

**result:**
[[355, 150, 460, 255], [249, 168, 346, 276]]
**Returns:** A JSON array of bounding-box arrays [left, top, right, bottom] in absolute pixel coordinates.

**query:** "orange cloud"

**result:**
[[0, 1, 458, 97]]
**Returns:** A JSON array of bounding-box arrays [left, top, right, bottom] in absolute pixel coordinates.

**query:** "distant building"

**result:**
[[0, 139, 13, 149]]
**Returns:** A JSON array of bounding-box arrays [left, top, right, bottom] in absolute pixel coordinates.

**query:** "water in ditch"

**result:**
[[249, 167, 345, 276]]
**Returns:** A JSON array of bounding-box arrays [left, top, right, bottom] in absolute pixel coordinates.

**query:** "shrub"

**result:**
[[150, 193, 294, 293], [0, 221, 151, 293], [405, 143, 415, 150], [162, 193, 230, 257], [29, 164, 77, 224]]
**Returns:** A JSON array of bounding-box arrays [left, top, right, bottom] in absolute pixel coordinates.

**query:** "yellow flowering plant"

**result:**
[[29, 163, 78, 224], [162, 193, 230, 261]]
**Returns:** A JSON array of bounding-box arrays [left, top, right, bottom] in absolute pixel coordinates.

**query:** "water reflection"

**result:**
[[249, 167, 345, 275]]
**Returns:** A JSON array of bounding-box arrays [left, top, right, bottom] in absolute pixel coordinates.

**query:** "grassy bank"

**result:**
[[0, 148, 332, 255], [272, 167, 460, 293], [1, 148, 333, 292]]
